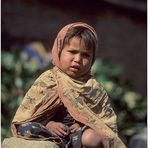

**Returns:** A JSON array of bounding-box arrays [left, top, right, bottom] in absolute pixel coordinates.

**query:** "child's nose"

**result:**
[[74, 54, 81, 62]]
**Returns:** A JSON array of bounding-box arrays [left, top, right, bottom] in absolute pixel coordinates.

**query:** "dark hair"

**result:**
[[60, 26, 97, 63]]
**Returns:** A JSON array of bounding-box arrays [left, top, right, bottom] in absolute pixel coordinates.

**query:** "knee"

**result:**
[[81, 128, 103, 148]]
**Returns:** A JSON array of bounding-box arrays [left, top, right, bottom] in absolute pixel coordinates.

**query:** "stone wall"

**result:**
[[2, 137, 59, 148]]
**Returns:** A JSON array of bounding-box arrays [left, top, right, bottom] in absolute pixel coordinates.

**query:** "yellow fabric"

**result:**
[[12, 67, 126, 148]]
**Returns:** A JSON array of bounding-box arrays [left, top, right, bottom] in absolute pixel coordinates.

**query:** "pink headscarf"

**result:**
[[51, 22, 98, 69]]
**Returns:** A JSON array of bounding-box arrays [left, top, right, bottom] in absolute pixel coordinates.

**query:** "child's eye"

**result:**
[[82, 53, 90, 58], [68, 50, 77, 54]]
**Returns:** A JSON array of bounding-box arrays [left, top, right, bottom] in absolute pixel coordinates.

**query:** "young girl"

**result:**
[[11, 22, 126, 148]]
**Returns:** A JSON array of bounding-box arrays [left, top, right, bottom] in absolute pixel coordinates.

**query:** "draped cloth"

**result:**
[[11, 22, 126, 148]]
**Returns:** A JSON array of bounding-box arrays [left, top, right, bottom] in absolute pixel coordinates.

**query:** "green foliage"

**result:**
[[1, 51, 52, 141], [92, 58, 146, 144], [2, 52, 146, 146]]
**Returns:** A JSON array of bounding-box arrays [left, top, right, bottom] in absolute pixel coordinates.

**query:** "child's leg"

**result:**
[[17, 122, 54, 138], [81, 128, 104, 148]]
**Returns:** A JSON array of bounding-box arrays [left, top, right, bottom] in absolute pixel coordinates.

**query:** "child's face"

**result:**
[[60, 37, 93, 79]]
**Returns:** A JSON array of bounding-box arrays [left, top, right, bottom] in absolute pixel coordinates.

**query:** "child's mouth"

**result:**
[[70, 65, 80, 72]]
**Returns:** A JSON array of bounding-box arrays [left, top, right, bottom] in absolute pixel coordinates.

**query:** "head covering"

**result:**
[[51, 22, 98, 69]]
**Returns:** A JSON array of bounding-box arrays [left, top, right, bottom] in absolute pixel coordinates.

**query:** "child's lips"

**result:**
[[70, 65, 80, 71]]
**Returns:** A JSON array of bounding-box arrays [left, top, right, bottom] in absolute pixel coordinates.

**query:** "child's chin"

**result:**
[[67, 72, 81, 79]]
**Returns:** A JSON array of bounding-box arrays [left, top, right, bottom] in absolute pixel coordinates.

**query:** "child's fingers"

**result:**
[[54, 129, 64, 137], [70, 124, 75, 130], [53, 124, 68, 137], [46, 122, 68, 137], [59, 123, 67, 131], [58, 127, 67, 136], [70, 128, 76, 133], [70, 125, 77, 133]]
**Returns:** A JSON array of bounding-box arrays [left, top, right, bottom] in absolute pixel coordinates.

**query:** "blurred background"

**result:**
[[1, 0, 147, 147]]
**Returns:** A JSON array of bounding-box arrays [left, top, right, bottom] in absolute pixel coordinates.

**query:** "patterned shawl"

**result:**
[[11, 22, 126, 148]]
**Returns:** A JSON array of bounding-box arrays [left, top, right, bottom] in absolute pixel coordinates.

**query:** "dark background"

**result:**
[[2, 0, 147, 97]]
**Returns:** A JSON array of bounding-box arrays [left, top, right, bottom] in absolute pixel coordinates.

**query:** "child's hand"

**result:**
[[46, 121, 68, 137], [70, 123, 80, 133]]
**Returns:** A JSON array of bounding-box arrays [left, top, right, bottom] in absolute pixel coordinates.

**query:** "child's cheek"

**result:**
[[83, 59, 91, 65]]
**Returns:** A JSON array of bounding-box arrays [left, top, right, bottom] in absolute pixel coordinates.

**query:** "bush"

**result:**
[[92, 59, 146, 144], [1, 51, 52, 141]]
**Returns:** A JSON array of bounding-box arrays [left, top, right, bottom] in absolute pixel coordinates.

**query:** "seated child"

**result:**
[[11, 22, 126, 148]]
